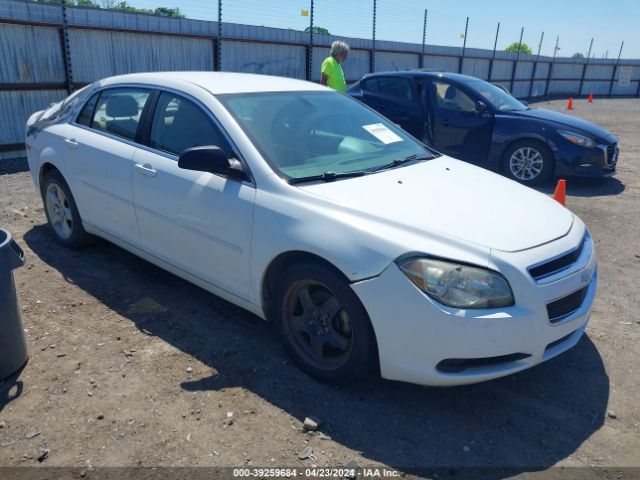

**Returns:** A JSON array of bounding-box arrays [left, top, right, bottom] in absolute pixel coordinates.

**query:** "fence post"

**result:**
[[370, 0, 376, 72], [607, 41, 623, 97], [488, 22, 500, 81], [528, 31, 543, 98], [307, 0, 314, 81], [214, 0, 222, 71], [578, 38, 593, 96], [458, 17, 468, 74], [544, 35, 559, 98], [419, 9, 428, 69], [59, 0, 73, 93], [509, 27, 524, 94]]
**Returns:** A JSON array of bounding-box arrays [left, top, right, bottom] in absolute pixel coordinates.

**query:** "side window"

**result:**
[[433, 81, 476, 112], [76, 93, 99, 127], [364, 77, 416, 102], [90, 88, 151, 141], [361, 78, 379, 93], [149, 92, 232, 157]]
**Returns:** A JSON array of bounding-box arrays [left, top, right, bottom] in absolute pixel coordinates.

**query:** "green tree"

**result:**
[[111, 1, 151, 13], [505, 42, 532, 55], [571, 52, 585, 59], [153, 6, 184, 18], [304, 26, 331, 35]]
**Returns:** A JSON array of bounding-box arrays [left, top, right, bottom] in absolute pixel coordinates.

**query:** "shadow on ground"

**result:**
[[25, 225, 609, 477], [0, 157, 28, 176], [535, 176, 624, 197]]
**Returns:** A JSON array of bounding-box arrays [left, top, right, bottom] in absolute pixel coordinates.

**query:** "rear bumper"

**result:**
[[351, 225, 597, 386]]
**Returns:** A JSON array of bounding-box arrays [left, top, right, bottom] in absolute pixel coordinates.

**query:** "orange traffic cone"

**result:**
[[567, 97, 573, 110], [588, 92, 593, 103], [553, 179, 567, 206]]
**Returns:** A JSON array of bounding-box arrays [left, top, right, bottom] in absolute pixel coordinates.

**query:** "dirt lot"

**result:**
[[0, 98, 639, 479]]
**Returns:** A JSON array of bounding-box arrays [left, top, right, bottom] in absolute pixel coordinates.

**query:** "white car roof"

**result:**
[[100, 71, 328, 95]]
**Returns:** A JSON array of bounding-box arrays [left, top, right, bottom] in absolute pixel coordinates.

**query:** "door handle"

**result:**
[[135, 163, 157, 177], [64, 138, 79, 149], [441, 120, 452, 126]]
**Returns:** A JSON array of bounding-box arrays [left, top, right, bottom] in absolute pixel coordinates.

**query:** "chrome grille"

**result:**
[[605, 143, 618, 168], [547, 286, 589, 323]]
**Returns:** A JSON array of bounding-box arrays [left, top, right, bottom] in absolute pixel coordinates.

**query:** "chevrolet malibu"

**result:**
[[25, 72, 597, 386]]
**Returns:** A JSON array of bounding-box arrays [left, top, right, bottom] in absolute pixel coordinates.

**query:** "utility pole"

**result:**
[[371, 0, 377, 72], [307, 0, 314, 80], [544, 35, 559, 97], [579, 38, 594, 96], [488, 22, 500, 81], [509, 27, 524, 94], [607, 41, 624, 97], [215, 0, 222, 71], [60, 0, 73, 93], [420, 9, 428, 69], [528, 31, 544, 98], [458, 16, 469, 74]]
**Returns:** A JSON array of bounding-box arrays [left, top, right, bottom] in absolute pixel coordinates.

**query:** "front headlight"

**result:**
[[558, 130, 597, 148], [397, 257, 514, 309]]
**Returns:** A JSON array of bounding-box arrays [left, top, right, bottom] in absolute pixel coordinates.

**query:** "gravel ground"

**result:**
[[0, 98, 638, 479]]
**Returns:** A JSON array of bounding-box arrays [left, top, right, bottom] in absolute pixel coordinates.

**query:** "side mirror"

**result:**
[[178, 146, 246, 180], [520, 100, 529, 107], [475, 101, 487, 116]]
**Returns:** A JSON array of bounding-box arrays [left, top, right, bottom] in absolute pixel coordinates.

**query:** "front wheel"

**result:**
[[503, 140, 554, 185], [272, 263, 377, 384]]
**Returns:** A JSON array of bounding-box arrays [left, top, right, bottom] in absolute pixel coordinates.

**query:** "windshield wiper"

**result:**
[[288, 170, 369, 185], [371, 153, 432, 172]]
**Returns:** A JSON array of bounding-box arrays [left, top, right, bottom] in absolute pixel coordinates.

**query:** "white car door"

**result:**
[[67, 87, 153, 246], [131, 91, 256, 300]]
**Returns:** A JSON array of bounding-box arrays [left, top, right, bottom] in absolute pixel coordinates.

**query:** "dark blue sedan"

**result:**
[[348, 71, 619, 185]]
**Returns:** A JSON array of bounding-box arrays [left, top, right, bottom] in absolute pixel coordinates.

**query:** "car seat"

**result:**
[[105, 95, 139, 139]]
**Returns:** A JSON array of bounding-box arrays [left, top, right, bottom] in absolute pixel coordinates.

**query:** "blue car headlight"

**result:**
[[558, 130, 597, 148], [397, 257, 515, 309]]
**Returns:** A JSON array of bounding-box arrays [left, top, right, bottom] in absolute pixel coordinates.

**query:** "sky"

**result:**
[[122, 0, 640, 59]]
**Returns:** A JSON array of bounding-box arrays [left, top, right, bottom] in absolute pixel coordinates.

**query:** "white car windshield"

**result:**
[[219, 91, 436, 182]]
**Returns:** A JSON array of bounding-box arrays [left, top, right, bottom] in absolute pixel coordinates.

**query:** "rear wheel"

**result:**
[[503, 140, 553, 185], [272, 262, 377, 384], [41, 170, 93, 248]]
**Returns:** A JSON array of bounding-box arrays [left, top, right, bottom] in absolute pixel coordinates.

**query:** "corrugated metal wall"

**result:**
[[68, 29, 213, 83], [462, 58, 490, 80], [223, 40, 305, 79], [0, 89, 66, 142], [374, 52, 420, 73], [0, 24, 65, 83]]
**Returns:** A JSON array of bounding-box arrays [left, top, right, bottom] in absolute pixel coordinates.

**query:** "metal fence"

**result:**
[[2, 0, 640, 158]]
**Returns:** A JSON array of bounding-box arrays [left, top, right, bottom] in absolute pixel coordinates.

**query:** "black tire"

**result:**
[[41, 169, 93, 248], [272, 262, 377, 384], [502, 139, 554, 185]]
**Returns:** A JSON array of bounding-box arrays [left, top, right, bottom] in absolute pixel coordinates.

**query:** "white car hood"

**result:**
[[297, 156, 573, 253]]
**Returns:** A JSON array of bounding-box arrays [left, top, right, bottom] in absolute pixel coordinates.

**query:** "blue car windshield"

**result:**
[[218, 91, 436, 181], [467, 80, 528, 111]]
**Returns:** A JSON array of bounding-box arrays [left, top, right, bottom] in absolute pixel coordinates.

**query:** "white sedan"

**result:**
[[25, 72, 597, 386]]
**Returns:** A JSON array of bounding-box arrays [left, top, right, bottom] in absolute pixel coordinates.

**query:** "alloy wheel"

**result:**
[[509, 146, 544, 181], [45, 182, 74, 240], [283, 280, 353, 370]]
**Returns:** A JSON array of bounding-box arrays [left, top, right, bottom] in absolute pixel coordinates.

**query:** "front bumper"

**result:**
[[554, 139, 618, 178], [351, 224, 597, 386]]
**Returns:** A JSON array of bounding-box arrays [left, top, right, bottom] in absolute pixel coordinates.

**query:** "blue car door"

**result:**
[[358, 76, 425, 140], [427, 79, 494, 164]]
